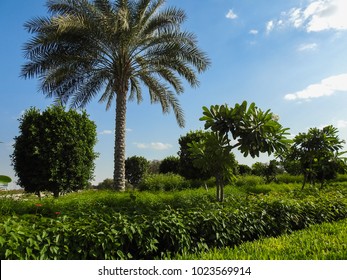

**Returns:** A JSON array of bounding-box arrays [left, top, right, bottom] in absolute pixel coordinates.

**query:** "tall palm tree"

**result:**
[[21, 0, 210, 190]]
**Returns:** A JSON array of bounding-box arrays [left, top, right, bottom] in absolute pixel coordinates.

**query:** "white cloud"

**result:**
[[249, 29, 259, 35], [99, 130, 113, 135], [226, 9, 238, 20], [297, 43, 318, 51], [134, 142, 172, 150], [266, 20, 274, 34], [336, 120, 347, 128], [284, 73, 347, 101], [99, 128, 132, 135], [268, 0, 347, 33]]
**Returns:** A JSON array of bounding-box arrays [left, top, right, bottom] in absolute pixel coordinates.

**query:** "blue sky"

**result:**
[[1, 0, 347, 187]]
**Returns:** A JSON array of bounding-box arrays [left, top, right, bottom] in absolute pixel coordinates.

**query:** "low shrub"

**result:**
[[137, 173, 189, 191], [234, 175, 265, 188], [175, 218, 347, 260], [1, 185, 346, 260], [276, 174, 303, 184]]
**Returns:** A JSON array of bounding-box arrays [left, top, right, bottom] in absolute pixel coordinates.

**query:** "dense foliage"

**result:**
[[178, 130, 212, 180], [125, 156, 149, 185], [174, 218, 347, 260], [1, 183, 346, 260], [285, 125, 346, 189], [11, 106, 97, 197], [159, 156, 180, 174]]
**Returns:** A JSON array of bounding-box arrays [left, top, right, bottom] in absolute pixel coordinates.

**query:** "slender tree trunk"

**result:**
[[113, 91, 127, 191]]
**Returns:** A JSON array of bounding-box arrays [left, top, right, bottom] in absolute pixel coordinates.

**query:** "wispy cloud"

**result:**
[[266, 20, 274, 34], [99, 128, 132, 135], [336, 120, 347, 129], [249, 29, 259, 35], [267, 0, 347, 34], [226, 9, 238, 20], [284, 73, 347, 101], [297, 43, 318, 51], [134, 142, 173, 150], [99, 130, 113, 135]]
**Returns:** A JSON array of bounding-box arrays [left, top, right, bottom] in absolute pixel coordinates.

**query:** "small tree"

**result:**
[[12, 106, 97, 197], [178, 130, 212, 180], [125, 156, 149, 186], [252, 160, 283, 183], [159, 156, 180, 174], [189, 132, 238, 201], [190, 101, 291, 201], [238, 164, 252, 175], [287, 125, 346, 189]]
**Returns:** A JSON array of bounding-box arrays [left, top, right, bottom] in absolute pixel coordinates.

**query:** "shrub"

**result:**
[[174, 218, 347, 260], [125, 156, 149, 185], [138, 173, 189, 191], [11, 105, 97, 197], [234, 175, 265, 187], [1, 185, 346, 260], [276, 173, 303, 184], [159, 156, 180, 174]]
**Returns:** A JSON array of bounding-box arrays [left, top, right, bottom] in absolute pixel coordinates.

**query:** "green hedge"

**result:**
[[1, 188, 346, 259], [175, 218, 347, 260]]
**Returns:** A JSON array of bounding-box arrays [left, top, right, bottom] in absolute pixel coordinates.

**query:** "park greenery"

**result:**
[[11, 105, 97, 198], [1, 0, 347, 260]]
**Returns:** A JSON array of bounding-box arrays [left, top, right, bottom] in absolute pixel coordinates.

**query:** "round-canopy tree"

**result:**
[[286, 125, 346, 189], [21, 0, 210, 191], [189, 101, 291, 201], [11, 106, 97, 197]]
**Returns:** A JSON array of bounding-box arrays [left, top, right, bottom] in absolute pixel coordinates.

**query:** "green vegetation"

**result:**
[[174, 219, 347, 260], [2, 0, 345, 262], [11, 105, 97, 197], [1, 182, 346, 260]]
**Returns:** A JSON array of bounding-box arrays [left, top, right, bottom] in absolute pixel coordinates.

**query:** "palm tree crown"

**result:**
[[21, 0, 210, 190]]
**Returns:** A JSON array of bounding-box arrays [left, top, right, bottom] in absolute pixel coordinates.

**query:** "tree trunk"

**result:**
[[113, 91, 127, 191]]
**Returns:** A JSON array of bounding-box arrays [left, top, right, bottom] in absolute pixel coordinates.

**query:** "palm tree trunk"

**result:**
[[113, 91, 127, 191]]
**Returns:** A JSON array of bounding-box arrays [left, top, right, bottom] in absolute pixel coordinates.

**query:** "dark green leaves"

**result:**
[[200, 101, 291, 158]]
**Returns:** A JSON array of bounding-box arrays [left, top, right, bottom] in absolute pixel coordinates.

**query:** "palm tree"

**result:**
[[21, 0, 210, 190]]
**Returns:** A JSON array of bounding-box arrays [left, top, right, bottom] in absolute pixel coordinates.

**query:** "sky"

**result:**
[[1, 0, 347, 188]]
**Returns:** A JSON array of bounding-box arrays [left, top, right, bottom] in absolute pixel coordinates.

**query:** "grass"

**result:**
[[174, 218, 347, 260]]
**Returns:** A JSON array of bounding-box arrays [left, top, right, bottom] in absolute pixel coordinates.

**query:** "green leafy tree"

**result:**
[[287, 125, 346, 189], [21, 0, 210, 191], [0, 175, 12, 187], [238, 164, 252, 175], [188, 132, 238, 202], [125, 156, 149, 185], [201, 101, 291, 157], [178, 130, 212, 180], [11, 106, 97, 197], [252, 160, 283, 183], [159, 156, 180, 174], [191, 101, 290, 201], [0, 142, 12, 187]]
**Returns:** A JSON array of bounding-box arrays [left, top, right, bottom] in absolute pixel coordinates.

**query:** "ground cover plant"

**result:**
[[173, 218, 347, 260], [0, 182, 346, 260]]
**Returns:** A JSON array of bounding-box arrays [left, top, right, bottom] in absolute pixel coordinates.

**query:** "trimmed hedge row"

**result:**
[[1, 190, 346, 259], [176, 218, 347, 260]]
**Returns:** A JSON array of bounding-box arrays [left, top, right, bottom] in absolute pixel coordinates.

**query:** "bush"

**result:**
[[138, 173, 189, 191], [125, 156, 149, 185], [234, 175, 265, 187], [11, 105, 97, 197], [174, 218, 347, 260], [276, 174, 303, 184], [1, 185, 346, 260], [159, 156, 180, 174]]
